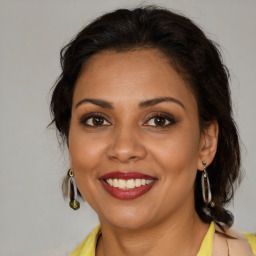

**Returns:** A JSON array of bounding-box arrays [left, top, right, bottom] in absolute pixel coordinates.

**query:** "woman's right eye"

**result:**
[[80, 114, 111, 127]]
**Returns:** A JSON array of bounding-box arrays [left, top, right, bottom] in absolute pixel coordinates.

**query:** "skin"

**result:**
[[212, 227, 254, 256], [68, 49, 219, 256]]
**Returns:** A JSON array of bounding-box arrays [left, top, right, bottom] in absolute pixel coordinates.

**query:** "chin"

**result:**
[[98, 205, 156, 230]]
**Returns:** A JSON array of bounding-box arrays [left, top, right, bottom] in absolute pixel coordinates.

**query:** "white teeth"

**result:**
[[118, 179, 126, 189], [127, 179, 135, 189], [105, 178, 154, 189], [107, 179, 113, 186], [113, 179, 118, 188], [135, 179, 141, 187]]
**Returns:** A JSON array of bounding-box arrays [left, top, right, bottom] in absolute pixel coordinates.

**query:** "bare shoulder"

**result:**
[[212, 226, 254, 256], [227, 228, 254, 256]]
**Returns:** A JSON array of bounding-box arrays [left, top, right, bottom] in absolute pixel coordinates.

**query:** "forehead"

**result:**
[[74, 49, 196, 109]]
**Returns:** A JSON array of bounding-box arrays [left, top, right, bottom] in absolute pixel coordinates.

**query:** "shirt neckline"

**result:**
[[197, 221, 215, 256], [89, 221, 215, 256]]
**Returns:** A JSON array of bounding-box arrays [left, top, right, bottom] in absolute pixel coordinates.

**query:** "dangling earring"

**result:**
[[67, 169, 80, 210], [201, 161, 215, 208]]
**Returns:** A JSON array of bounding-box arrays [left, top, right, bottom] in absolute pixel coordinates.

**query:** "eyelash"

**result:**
[[79, 112, 177, 128], [79, 112, 111, 127], [144, 113, 177, 128]]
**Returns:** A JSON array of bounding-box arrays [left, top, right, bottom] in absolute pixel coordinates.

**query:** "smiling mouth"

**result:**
[[105, 178, 153, 189], [99, 172, 157, 200]]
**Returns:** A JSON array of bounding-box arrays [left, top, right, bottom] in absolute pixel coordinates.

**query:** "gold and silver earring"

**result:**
[[201, 161, 215, 208], [67, 169, 80, 210]]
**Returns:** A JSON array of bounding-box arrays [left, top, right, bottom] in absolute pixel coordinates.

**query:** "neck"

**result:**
[[97, 203, 209, 256]]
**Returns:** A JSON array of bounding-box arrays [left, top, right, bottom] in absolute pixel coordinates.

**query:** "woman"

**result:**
[[50, 6, 256, 256]]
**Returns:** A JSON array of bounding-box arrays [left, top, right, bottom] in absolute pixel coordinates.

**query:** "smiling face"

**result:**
[[68, 49, 209, 229]]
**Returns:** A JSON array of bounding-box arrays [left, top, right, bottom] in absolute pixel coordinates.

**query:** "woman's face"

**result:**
[[69, 49, 206, 229]]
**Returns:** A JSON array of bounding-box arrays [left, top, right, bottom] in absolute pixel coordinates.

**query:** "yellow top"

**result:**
[[69, 222, 256, 256], [244, 233, 256, 255]]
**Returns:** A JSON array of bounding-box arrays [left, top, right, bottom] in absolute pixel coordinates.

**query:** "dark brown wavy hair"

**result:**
[[50, 6, 241, 228]]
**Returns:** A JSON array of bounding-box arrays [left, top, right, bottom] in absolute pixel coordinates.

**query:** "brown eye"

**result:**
[[81, 114, 111, 127], [154, 117, 167, 126], [144, 114, 176, 128], [92, 117, 104, 126]]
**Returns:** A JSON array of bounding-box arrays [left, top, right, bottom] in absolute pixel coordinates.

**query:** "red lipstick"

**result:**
[[100, 172, 156, 180], [100, 172, 157, 200]]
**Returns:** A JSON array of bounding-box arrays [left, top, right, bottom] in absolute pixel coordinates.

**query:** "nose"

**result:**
[[106, 126, 147, 163]]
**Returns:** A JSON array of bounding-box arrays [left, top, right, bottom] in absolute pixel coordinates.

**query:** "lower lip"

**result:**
[[100, 180, 156, 200]]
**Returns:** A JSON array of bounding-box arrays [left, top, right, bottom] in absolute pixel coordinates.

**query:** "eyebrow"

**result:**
[[75, 99, 114, 109], [139, 97, 185, 110], [75, 97, 185, 110]]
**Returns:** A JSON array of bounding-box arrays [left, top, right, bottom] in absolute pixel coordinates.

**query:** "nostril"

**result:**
[[106, 131, 147, 162], [107, 148, 146, 163], [108, 154, 139, 163]]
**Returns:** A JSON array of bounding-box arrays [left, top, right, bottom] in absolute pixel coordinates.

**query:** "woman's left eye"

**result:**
[[144, 115, 176, 127]]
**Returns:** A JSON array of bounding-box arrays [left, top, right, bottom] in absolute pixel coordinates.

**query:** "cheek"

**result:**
[[70, 138, 104, 170], [152, 126, 200, 169], [68, 126, 107, 200], [69, 121, 107, 169], [149, 124, 201, 194]]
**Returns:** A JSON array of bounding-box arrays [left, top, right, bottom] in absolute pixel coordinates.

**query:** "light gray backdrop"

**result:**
[[0, 0, 255, 255]]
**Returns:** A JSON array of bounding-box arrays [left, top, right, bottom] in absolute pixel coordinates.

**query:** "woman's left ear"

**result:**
[[197, 120, 219, 170]]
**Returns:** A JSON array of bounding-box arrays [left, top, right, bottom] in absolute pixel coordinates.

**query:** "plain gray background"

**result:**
[[0, 0, 255, 255]]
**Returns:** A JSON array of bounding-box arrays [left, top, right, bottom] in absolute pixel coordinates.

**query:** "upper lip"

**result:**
[[100, 172, 157, 180]]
